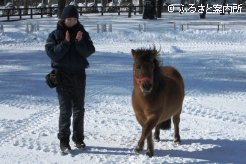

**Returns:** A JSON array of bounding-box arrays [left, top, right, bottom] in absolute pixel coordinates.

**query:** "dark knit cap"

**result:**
[[61, 5, 78, 19]]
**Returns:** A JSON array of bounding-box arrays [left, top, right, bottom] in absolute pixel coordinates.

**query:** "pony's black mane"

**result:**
[[134, 47, 163, 88], [134, 47, 161, 68]]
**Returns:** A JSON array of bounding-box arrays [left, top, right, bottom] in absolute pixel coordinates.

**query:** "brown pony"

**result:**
[[131, 46, 185, 157]]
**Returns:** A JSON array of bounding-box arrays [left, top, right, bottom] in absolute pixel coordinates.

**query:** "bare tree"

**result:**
[[14, 0, 20, 8], [220, 0, 226, 15], [157, 0, 164, 18], [73, 0, 78, 6], [199, 0, 207, 19], [58, 0, 66, 18], [42, 0, 48, 5], [143, 0, 156, 19], [128, 0, 133, 18], [23, 0, 28, 15], [139, 0, 143, 14], [237, 0, 243, 4], [180, 0, 185, 14], [101, 0, 107, 7]]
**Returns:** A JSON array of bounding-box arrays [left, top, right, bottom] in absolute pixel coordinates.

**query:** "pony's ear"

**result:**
[[131, 49, 137, 57], [152, 46, 159, 58]]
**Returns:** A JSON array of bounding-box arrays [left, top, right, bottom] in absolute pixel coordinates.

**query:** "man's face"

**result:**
[[64, 18, 78, 28]]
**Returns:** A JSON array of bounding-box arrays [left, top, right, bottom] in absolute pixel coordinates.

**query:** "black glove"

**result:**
[[45, 70, 58, 88]]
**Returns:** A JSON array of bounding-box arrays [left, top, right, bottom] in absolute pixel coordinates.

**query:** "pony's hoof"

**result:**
[[154, 135, 160, 142], [146, 151, 154, 157], [154, 137, 160, 142], [174, 137, 181, 144], [134, 147, 143, 154]]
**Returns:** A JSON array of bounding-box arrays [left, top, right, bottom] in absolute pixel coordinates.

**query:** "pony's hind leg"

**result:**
[[146, 132, 154, 157], [154, 119, 172, 142], [173, 113, 181, 143], [154, 126, 160, 142]]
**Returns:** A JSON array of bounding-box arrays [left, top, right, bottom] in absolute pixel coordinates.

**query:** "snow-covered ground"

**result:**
[[0, 12, 246, 163]]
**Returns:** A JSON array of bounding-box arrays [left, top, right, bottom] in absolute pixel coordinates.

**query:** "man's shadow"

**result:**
[[69, 138, 246, 163], [70, 146, 134, 157]]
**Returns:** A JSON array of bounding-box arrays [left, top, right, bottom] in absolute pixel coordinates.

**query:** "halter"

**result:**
[[134, 76, 153, 86]]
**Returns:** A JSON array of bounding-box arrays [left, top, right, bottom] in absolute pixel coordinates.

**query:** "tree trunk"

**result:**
[[220, 0, 226, 15], [199, 0, 207, 19], [42, 0, 47, 5], [15, 0, 20, 8], [23, 0, 28, 15], [128, 0, 133, 18], [143, 0, 156, 19], [58, 0, 66, 18], [139, 0, 143, 14], [180, 0, 185, 14], [101, 0, 107, 7], [74, 0, 78, 6], [157, 0, 163, 18]]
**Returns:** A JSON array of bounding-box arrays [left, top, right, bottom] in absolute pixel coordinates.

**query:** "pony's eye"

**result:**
[[136, 65, 141, 69]]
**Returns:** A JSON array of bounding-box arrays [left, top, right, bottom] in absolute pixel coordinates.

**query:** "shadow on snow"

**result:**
[[68, 139, 246, 163]]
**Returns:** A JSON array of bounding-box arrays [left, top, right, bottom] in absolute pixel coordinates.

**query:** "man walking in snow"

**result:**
[[45, 5, 95, 153]]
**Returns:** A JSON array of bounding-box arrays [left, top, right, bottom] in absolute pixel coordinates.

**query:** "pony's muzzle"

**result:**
[[135, 76, 153, 95], [142, 81, 152, 91], [140, 79, 153, 94]]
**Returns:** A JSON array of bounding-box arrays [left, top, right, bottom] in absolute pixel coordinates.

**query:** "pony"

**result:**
[[131, 46, 185, 157]]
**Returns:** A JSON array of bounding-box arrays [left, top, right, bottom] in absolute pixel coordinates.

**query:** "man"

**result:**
[[45, 5, 95, 153]]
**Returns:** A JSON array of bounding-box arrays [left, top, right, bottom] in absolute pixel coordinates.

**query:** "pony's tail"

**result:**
[[157, 119, 171, 130]]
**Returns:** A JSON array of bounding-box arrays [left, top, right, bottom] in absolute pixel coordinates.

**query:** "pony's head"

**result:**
[[131, 46, 160, 96]]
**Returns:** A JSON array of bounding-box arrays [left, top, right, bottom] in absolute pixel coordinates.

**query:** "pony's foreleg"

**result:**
[[135, 114, 158, 154], [134, 113, 146, 153], [146, 132, 154, 157], [173, 113, 181, 143]]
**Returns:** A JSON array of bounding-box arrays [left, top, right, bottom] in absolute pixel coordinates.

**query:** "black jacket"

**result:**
[[45, 20, 95, 74]]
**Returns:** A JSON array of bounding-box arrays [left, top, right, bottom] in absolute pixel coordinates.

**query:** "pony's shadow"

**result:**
[[69, 138, 246, 163], [70, 146, 134, 157], [154, 139, 246, 163]]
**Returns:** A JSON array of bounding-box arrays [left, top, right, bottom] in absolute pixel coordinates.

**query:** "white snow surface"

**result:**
[[0, 13, 246, 163]]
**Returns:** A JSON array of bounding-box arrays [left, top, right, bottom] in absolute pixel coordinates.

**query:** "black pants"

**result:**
[[56, 71, 86, 144]]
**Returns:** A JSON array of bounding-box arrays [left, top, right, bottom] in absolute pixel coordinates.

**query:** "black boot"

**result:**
[[74, 141, 86, 149], [60, 141, 71, 154]]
